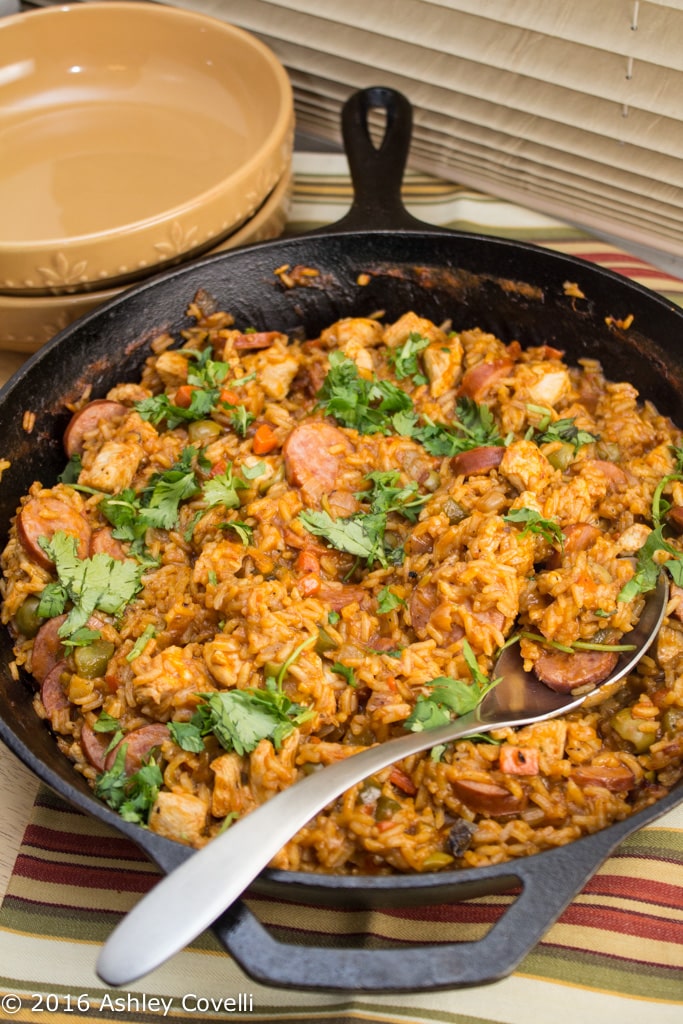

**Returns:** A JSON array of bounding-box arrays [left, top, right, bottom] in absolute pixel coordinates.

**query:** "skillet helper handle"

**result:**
[[210, 836, 609, 992], [328, 86, 429, 233]]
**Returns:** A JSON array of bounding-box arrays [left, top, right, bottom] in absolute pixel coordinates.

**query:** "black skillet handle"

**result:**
[[326, 86, 431, 234], [206, 831, 616, 992]]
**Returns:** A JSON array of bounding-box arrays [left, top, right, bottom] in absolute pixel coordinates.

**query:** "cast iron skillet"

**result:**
[[1, 88, 682, 993]]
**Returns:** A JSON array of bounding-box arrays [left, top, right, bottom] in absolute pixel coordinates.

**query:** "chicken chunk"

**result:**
[[78, 440, 144, 494], [154, 349, 191, 387], [210, 752, 258, 818], [242, 347, 300, 401], [423, 337, 464, 397], [499, 439, 555, 493], [149, 791, 207, 846], [132, 645, 213, 706], [383, 312, 448, 349]]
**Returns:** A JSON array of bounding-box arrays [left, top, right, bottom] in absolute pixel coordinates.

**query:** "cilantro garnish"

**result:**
[[618, 470, 683, 601], [93, 711, 124, 754], [377, 586, 406, 614], [135, 348, 230, 428], [331, 662, 357, 687], [404, 640, 501, 732], [193, 686, 313, 756], [388, 332, 430, 385], [167, 720, 205, 753], [316, 351, 413, 435], [226, 404, 255, 438], [317, 352, 505, 461], [37, 532, 144, 639], [191, 635, 316, 755], [299, 470, 428, 568], [126, 624, 157, 662], [221, 521, 254, 546], [101, 448, 199, 542], [58, 453, 83, 484], [504, 507, 564, 547], [201, 462, 246, 511], [94, 745, 163, 825], [530, 409, 598, 450], [393, 398, 504, 458]]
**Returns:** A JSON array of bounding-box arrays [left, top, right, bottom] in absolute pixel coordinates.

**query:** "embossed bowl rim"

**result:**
[[0, 2, 293, 295], [0, 164, 293, 354]]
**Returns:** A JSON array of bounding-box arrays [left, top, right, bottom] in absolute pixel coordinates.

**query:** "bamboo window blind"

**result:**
[[165, 0, 683, 258]]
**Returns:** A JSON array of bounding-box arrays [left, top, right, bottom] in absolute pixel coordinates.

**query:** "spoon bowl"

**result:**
[[97, 569, 668, 986]]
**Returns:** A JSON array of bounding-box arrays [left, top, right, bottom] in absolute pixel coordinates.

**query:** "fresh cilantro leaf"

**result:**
[[126, 624, 157, 662], [361, 470, 428, 522], [454, 397, 504, 449], [136, 349, 229, 429], [193, 688, 313, 756], [377, 586, 406, 614], [93, 711, 124, 753], [331, 661, 357, 687], [240, 461, 266, 480], [533, 415, 599, 450], [37, 581, 69, 620], [504, 507, 564, 547], [94, 745, 163, 825], [61, 625, 102, 649], [404, 639, 500, 732], [39, 532, 144, 638], [393, 399, 504, 458], [300, 470, 428, 568], [299, 508, 383, 563], [139, 453, 200, 530], [136, 393, 215, 430], [93, 711, 121, 733], [228, 405, 255, 438], [221, 521, 254, 546], [316, 351, 412, 435], [202, 462, 246, 510], [167, 720, 205, 753], [186, 348, 230, 390], [388, 332, 430, 384], [58, 453, 83, 484], [618, 471, 683, 600]]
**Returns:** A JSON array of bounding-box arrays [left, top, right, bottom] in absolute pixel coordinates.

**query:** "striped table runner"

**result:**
[[1, 153, 682, 1023]]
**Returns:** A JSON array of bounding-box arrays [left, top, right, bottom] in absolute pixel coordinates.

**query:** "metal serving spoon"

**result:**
[[97, 570, 668, 986]]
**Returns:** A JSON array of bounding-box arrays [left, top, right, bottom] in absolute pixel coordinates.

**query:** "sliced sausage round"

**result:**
[[571, 765, 636, 793], [80, 720, 111, 772], [17, 495, 91, 570], [457, 359, 514, 402], [63, 400, 129, 457], [316, 580, 367, 611], [232, 331, 283, 350], [533, 648, 619, 693], [283, 421, 352, 507], [578, 459, 629, 492], [105, 723, 170, 774], [409, 582, 465, 645], [451, 778, 525, 816], [31, 614, 68, 683], [667, 506, 683, 533], [40, 662, 70, 715], [546, 521, 601, 569], [451, 445, 505, 477], [89, 527, 127, 561]]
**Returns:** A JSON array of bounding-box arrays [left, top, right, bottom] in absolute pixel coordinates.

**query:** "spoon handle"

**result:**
[[96, 706, 509, 986]]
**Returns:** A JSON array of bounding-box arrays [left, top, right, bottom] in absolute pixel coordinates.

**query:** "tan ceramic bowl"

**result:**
[[0, 1, 293, 295], [0, 165, 292, 354]]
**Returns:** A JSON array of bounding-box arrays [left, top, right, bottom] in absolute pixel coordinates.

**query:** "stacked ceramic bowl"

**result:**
[[0, 2, 294, 353]]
